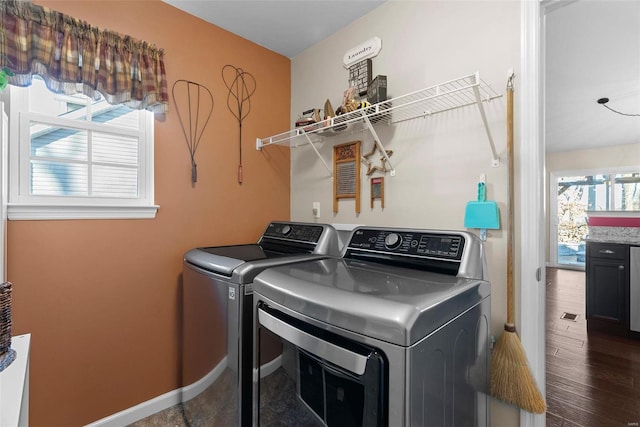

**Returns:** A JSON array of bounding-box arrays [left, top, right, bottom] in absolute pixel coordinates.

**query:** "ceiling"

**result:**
[[161, 0, 639, 153], [161, 0, 386, 59], [545, 0, 640, 152]]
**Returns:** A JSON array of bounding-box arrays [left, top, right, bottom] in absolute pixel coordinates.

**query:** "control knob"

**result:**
[[281, 225, 292, 236], [384, 233, 402, 250]]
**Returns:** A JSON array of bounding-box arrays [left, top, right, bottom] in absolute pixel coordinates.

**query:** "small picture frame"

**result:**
[[370, 177, 384, 208]]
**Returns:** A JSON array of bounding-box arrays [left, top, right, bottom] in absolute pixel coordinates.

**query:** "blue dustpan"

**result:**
[[464, 181, 500, 239]]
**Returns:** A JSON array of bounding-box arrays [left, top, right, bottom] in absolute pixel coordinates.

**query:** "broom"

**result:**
[[490, 72, 546, 414]]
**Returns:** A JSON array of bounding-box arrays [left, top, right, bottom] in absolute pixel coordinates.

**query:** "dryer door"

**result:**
[[254, 303, 387, 427]]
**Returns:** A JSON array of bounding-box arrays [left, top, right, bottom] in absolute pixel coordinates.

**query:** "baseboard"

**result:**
[[84, 357, 227, 427], [83, 355, 285, 427], [260, 354, 282, 378], [84, 387, 182, 427], [182, 356, 227, 402]]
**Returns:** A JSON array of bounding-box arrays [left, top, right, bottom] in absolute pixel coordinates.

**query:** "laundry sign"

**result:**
[[343, 36, 382, 68]]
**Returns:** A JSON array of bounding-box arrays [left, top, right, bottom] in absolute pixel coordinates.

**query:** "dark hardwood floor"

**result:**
[[546, 267, 640, 427]]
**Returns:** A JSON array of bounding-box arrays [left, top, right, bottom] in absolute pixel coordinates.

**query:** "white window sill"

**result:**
[[7, 204, 159, 220]]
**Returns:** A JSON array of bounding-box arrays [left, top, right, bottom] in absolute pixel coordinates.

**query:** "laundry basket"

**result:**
[[0, 281, 16, 372]]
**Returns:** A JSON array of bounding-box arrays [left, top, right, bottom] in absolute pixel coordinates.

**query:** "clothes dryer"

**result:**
[[253, 226, 490, 427]]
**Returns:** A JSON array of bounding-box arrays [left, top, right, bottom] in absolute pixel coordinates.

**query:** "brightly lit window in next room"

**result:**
[[553, 170, 640, 268], [8, 76, 157, 220]]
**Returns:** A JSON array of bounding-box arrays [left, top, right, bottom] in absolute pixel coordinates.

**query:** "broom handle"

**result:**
[[506, 75, 515, 328]]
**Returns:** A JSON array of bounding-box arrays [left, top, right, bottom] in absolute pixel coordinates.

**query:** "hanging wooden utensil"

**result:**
[[222, 65, 256, 185], [490, 71, 546, 414], [171, 79, 214, 184]]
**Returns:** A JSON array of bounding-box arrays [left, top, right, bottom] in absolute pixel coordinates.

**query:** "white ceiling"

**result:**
[[161, 0, 386, 58], [545, 0, 640, 152], [161, 0, 640, 153]]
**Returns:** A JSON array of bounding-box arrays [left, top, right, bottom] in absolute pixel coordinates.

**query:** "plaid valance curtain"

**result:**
[[0, 0, 168, 113]]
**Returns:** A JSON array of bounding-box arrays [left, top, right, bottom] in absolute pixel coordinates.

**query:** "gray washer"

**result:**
[[182, 221, 339, 427]]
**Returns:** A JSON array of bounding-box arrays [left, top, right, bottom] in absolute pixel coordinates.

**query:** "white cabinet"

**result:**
[[0, 334, 31, 427]]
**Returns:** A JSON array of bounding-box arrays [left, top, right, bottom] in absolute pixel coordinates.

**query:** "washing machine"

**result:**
[[181, 221, 340, 426], [252, 226, 491, 426]]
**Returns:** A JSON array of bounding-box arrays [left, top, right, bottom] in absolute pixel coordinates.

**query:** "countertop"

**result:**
[[585, 237, 640, 245], [586, 224, 640, 246], [586, 210, 640, 218]]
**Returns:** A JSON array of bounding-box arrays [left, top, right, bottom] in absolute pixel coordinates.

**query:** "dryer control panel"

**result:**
[[262, 222, 324, 243], [346, 228, 465, 261]]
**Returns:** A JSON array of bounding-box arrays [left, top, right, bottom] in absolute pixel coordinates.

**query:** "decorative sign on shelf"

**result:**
[[343, 36, 382, 68], [349, 59, 372, 97], [367, 74, 387, 104], [334, 141, 361, 214]]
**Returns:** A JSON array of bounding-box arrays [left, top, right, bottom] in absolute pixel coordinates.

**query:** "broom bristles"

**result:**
[[491, 327, 546, 414]]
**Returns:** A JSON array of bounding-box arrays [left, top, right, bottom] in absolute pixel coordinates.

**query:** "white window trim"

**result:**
[[7, 84, 159, 220], [7, 204, 159, 220]]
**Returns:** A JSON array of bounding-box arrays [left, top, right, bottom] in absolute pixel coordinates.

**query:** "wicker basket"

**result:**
[[0, 281, 16, 372]]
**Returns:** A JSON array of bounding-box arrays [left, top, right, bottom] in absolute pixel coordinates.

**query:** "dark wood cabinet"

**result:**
[[585, 242, 629, 335]]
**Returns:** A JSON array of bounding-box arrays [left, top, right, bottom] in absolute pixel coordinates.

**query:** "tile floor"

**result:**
[[127, 403, 187, 427], [126, 365, 322, 427]]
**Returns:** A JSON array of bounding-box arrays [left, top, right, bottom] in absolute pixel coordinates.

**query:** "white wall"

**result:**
[[290, 1, 520, 425]]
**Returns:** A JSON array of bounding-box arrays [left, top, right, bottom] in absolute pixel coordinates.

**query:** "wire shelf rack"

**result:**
[[256, 72, 503, 173]]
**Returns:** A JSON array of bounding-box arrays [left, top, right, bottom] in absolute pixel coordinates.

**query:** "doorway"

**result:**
[[540, 0, 640, 425], [518, 0, 640, 427]]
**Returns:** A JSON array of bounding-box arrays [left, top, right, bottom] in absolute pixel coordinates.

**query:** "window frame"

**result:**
[[7, 84, 158, 220]]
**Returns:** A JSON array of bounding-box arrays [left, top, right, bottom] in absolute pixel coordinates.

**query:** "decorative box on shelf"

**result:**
[[367, 75, 387, 104]]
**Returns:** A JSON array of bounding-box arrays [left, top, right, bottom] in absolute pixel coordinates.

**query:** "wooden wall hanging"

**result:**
[[362, 142, 393, 176], [370, 177, 384, 208], [333, 141, 361, 213]]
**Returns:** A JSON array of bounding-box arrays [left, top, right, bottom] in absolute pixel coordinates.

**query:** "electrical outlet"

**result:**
[[312, 202, 320, 218]]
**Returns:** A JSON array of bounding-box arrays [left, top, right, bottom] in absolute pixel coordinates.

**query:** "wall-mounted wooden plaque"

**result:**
[[370, 177, 384, 208], [333, 141, 361, 213]]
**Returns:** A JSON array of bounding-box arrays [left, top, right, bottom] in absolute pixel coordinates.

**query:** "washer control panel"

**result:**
[[262, 222, 324, 243], [347, 228, 465, 261]]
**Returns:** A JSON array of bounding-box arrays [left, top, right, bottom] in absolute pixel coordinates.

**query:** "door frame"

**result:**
[[520, 1, 545, 426], [521, 0, 593, 425]]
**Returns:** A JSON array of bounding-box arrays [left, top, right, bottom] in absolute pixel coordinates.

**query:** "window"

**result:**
[[611, 173, 640, 210], [8, 77, 158, 220], [551, 168, 640, 268], [557, 172, 640, 212]]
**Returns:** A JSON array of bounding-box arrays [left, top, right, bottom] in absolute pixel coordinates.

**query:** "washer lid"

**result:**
[[253, 258, 490, 346], [183, 222, 340, 280], [184, 244, 291, 276]]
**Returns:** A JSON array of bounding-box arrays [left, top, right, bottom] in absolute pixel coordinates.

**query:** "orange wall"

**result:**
[[8, 1, 291, 425]]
